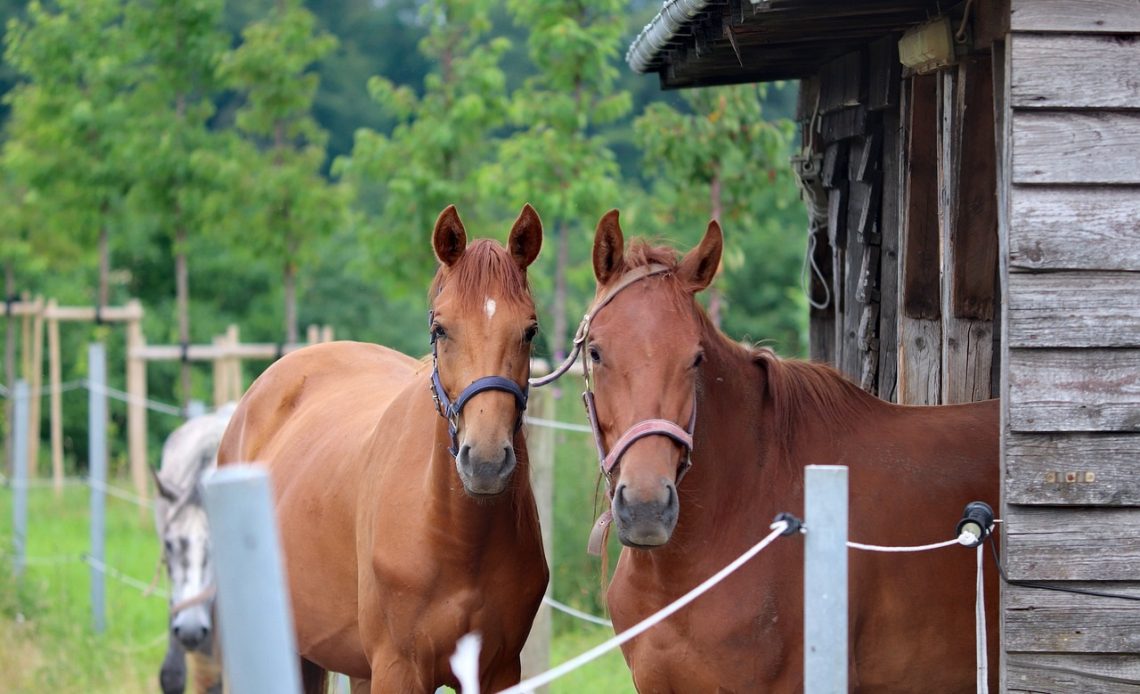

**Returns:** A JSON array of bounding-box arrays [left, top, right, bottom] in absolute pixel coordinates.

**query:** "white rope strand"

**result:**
[[976, 544, 988, 694], [524, 416, 594, 434], [86, 380, 184, 417], [489, 521, 789, 694], [847, 531, 975, 553], [542, 596, 613, 627], [88, 478, 155, 509], [85, 555, 170, 599]]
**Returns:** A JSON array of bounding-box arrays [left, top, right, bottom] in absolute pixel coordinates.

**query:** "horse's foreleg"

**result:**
[[160, 633, 187, 694], [368, 656, 429, 694]]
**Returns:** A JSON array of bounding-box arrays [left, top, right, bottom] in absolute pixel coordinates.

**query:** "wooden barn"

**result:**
[[628, 0, 1140, 690]]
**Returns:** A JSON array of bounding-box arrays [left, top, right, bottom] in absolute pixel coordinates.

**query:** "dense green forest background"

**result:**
[[0, 0, 808, 638]]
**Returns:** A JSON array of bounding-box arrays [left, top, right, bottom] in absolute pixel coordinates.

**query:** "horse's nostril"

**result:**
[[173, 624, 181, 636], [615, 484, 627, 506]]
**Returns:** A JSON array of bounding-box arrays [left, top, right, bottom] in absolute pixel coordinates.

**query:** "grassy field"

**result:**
[[1, 464, 633, 692]]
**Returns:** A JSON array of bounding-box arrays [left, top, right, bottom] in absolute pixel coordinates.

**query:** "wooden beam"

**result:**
[[1012, 112, 1140, 185], [876, 84, 903, 401], [28, 299, 44, 477], [1007, 271, 1140, 348], [900, 74, 940, 320], [125, 300, 148, 519], [47, 301, 63, 496], [1005, 432, 1140, 505], [1009, 187, 1140, 271], [42, 303, 144, 322], [867, 33, 900, 111], [1008, 348, 1140, 432]]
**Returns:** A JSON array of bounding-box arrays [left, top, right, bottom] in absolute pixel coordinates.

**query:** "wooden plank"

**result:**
[[900, 73, 939, 321], [877, 86, 901, 402], [1004, 506, 1140, 581], [1008, 348, 1140, 432], [1008, 271, 1140, 348], [1009, 186, 1140, 271], [1010, 0, 1140, 33], [940, 68, 993, 403], [843, 152, 871, 383], [1012, 112, 1140, 184], [897, 318, 940, 404], [950, 54, 998, 321], [1007, 654, 1140, 693], [821, 140, 849, 189], [1005, 432, 1140, 505], [819, 49, 864, 114], [821, 104, 871, 141], [867, 33, 899, 111], [1005, 581, 1140, 654], [1011, 34, 1140, 110]]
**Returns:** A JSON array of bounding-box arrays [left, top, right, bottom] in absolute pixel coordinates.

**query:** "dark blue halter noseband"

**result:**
[[428, 311, 529, 457]]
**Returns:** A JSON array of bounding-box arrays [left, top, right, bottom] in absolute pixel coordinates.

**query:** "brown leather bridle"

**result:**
[[531, 264, 698, 553]]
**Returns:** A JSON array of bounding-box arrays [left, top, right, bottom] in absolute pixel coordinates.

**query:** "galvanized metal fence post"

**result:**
[[202, 464, 301, 694], [12, 380, 29, 579], [88, 342, 107, 634], [804, 465, 848, 694]]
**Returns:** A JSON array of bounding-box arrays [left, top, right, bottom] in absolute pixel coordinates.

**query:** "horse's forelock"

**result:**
[[429, 239, 532, 310]]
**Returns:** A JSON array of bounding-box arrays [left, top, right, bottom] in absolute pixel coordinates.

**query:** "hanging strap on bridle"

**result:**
[[530, 264, 673, 388], [428, 310, 529, 457]]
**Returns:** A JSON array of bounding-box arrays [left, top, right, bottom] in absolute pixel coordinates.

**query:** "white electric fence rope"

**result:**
[[86, 380, 184, 417], [524, 416, 594, 434], [85, 555, 170, 600], [847, 531, 976, 553], [463, 521, 790, 694], [976, 544, 988, 694], [88, 478, 156, 509], [542, 595, 613, 627]]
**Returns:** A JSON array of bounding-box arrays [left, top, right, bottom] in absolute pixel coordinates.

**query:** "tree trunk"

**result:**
[[283, 255, 297, 346], [707, 169, 724, 328], [552, 221, 570, 365], [4, 263, 14, 476], [98, 221, 109, 311], [175, 226, 191, 409]]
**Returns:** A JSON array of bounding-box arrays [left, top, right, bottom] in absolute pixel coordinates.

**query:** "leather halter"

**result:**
[[531, 262, 693, 490], [429, 310, 529, 457]]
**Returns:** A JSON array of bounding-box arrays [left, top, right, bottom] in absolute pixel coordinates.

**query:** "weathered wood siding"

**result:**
[[1002, 1, 1140, 688]]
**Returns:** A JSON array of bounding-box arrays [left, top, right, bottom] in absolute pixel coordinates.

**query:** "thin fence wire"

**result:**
[[85, 556, 169, 600], [542, 596, 613, 627]]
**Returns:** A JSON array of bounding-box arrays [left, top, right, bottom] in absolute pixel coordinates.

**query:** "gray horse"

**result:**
[[153, 403, 236, 694]]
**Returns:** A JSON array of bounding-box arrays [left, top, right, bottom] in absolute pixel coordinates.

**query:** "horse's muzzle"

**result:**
[[456, 444, 516, 496], [172, 609, 211, 651], [612, 480, 678, 547]]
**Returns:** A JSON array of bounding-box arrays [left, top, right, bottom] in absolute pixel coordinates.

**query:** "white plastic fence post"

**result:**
[[201, 464, 301, 694], [88, 342, 107, 634], [12, 380, 29, 579], [804, 464, 848, 694]]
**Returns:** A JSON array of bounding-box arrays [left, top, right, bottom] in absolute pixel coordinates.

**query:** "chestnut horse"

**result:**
[[217, 205, 549, 693], [579, 211, 998, 692]]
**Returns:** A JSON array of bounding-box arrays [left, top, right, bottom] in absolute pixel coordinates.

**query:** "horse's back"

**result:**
[[219, 340, 420, 469]]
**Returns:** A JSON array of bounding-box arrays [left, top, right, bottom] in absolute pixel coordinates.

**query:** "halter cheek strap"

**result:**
[[429, 311, 530, 457]]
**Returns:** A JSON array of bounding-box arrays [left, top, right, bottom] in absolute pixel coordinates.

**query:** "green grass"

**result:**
[[1, 467, 638, 693], [0, 484, 166, 693]]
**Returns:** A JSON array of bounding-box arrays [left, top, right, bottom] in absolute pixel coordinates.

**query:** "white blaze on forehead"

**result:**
[[484, 298, 497, 321]]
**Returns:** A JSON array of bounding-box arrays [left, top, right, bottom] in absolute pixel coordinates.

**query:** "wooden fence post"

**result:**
[[804, 465, 848, 694], [47, 300, 64, 495], [126, 301, 149, 518], [11, 380, 29, 579], [202, 465, 302, 694], [520, 387, 555, 688], [88, 342, 107, 634], [226, 324, 242, 403], [27, 297, 43, 478]]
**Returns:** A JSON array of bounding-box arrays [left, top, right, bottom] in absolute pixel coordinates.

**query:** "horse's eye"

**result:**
[[692, 352, 705, 369], [588, 346, 602, 364], [164, 539, 174, 554], [430, 324, 447, 342], [523, 325, 538, 344]]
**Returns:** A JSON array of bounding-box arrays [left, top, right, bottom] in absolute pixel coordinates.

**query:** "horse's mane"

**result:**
[[429, 239, 532, 309], [621, 239, 873, 457]]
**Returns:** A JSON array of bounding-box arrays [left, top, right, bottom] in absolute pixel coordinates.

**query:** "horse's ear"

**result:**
[[152, 468, 178, 502], [592, 209, 625, 285], [433, 205, 467, 267], [679, 219, 723, 293], [508, 203, 543, 270]]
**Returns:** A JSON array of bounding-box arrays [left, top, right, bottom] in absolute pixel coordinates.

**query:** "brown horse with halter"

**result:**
[[569, 210, 998, 692], [216, 205, 549, 693]]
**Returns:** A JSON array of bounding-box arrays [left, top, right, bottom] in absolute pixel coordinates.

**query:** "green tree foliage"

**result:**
[[334, 0, 511, 297], [218, 0, 343, 344], [636, 84, 808, 353], [493, 0, 631, 359]]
